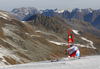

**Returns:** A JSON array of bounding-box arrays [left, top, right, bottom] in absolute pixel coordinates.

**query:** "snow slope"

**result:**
[[0, 56, 100, 69]]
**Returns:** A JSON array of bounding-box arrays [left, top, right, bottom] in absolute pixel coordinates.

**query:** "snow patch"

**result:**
[[48, 40, 67, 46], [74, 44, 86, 47], [78, 9, 82, 12], [72, 30, 96, 49], [21, 21, 25, 23], [81, 37, 96, 49], [2, 27, 10, 34], [0, 45, 13, 65], [0, 16, 7, 19], [72, 30, 80, 35], [21, 21, 28, 25], [26, 33, 41, 37], [36, 30, 53, 35], [54, 10, 64, 13], [87, 8, 93, 13], [72, 8, 82, 12], [36, 30, 42, 33], [0, 12, 9, 20], [67, 9, 72, 13], [0, 12, 8, 17], [48, 40, 96, 49], [54, 8, 64, 13], [25, 11, 29, 15]]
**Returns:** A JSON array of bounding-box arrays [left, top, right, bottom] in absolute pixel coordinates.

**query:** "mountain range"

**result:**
[[0, 7, 100, 65], [6, 7, 100, 30]]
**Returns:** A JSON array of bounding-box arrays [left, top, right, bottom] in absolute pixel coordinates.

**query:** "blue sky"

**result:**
[[0, 0, 100, 11]]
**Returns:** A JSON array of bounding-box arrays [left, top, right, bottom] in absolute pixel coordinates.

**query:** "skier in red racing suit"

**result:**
[[65, 45, 80, 59]]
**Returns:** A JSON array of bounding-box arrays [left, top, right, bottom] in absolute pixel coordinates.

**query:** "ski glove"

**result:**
[[65, 53, 68, 55], [65, 50, 67, 51]]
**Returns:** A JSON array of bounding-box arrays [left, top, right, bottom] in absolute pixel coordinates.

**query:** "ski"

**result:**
[[51, 59, 59, 62], [51, 57, 81, 62]]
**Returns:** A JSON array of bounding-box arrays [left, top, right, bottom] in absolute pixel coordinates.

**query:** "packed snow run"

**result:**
[[0, 56, 100, 69]]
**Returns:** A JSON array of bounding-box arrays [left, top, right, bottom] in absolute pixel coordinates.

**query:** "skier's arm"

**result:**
[[66, 46, 75, 51]]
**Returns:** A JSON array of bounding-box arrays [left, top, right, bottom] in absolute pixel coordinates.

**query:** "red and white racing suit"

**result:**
[[66, 46, 80, 58]]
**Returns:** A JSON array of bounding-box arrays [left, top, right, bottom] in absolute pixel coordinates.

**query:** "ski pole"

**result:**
[[51, 54, 62, 61], [51, 51, 65, 61]]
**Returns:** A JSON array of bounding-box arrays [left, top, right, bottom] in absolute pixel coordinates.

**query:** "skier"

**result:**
[[65, 44, 80, 59]]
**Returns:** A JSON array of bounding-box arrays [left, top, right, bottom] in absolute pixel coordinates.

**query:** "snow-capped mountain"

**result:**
[[81, 8, 94, 14], [40, 8, 64, 13], [11, 7, 41, 15], [67, 9, 72, 13], [66, 8, 94, 14], [40, 9, 52, 13], [41, 8, 100, 30], [6, 7, 41, 20], [53, 8, 64, 13], [6, 7, 100, 30], [72, 8, 82, 12], [6, 7, 64, 20]]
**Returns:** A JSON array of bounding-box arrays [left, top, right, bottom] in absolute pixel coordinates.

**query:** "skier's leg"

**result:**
[[67, 51, 76, 59], [75, 51, 80, 58], [76, 52, 80, 57], [69, 51, 77, 57]]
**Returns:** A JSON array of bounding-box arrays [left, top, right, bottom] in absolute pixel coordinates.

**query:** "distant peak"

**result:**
[[67, 9, 72, 13], [54, 8, 60, 11], [72, 8, 82, 12], [54, 8, 64, 13]]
